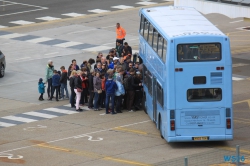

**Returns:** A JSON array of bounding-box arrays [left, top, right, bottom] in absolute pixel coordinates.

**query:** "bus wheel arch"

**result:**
[[159, 114, 164, 139]]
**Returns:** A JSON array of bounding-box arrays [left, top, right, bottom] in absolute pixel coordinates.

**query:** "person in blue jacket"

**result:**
[[115, 76, 125, 113], [49, 70, 60, 101], [105, 74, 118, 114], [38, 78, 45, 101]]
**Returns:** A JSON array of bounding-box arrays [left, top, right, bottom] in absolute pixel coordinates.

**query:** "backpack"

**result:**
[[123, 75, 130, 90]]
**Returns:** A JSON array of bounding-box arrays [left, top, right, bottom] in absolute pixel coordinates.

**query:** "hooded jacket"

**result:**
[[105, 79, 117, 94]]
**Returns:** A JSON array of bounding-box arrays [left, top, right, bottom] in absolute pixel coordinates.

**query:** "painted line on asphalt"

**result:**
[[44, 52, 59, 56], [36, 143, 152, 166], [233, 99, 250, 108], [15, 57, 31, 60], [0, 120, 151, 154], [230, 20, 243, 24], [0, 1, 173, 30], [114, 127, 148, 135]]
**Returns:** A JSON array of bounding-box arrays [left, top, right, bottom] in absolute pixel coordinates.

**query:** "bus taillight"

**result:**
[[170, 120, 175, 131], [216, 67, 224, 70], [226, 119, 231, 129], [175, 68, 183, 72]]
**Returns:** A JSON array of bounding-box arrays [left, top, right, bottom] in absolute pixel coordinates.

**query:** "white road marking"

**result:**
[[99, 113, 106, 115], [66, 29, 97, 34], [136, 2, 158, 5], [232, 77, 245, 81], [36, 16, 61, 21], [23, 125, 47, 131], [0, 153, 23, 160], [0, 120, 151, 154], [54, 41, 83, 48], [0, 0, 48, 17], [230, 20, 243, 24], [0, 122, 16, 127], [26, 37, 53, 43], [0, 33, 27, 39], [64, 104, 71, 107], [15, 57, 31, 60], [44, 108, 78, 115], [10, 20, 35, 25], [62, 13, 85, 17], [0, 25, 8, 29], [0, 3, 15, 7], [23, 112, 57, 119], [88, 9, 110, 14], [233, 63, 249, 68], [44, 52, 59, 56], [100, 25, 115, 29], [111, 5, 134, 10], [2, 116, 37, 123], [0, 42, 14, 45], [82, 45, 111, 52]]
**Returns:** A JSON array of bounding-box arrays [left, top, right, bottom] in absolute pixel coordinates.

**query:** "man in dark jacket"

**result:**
[[49, 70, 61, 101], [126, 69, 142, 112], [105, 74, 117, 114], [88, 70, 95, 109], [60, 66, 69, 100]]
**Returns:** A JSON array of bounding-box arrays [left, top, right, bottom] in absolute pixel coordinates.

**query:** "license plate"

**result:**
[[193, 137, 209, 141]]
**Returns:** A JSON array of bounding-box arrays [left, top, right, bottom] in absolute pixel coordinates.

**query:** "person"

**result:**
[[80, 69, 88, 106], [38, 78, 45, 101], [94, 62, 105, 75], [125, 56, 132, 71], [126, 69, 142, 112], [117, 57, 126, 71], [134, 62, 140, 72], [96, 52, 103, 59], [69, 70, 77, 108], [49, 70, 60, 101], [86, 58, 95, 72], [127, 62, 134, 72], [123, 42, 132, 55], [88, 70, 95, 109], [70, 59, 80, 71], [99, 74, 106, 108], [134, 71, 143, 110], [116, 41, 123, 57], [116, 23, 126, 45], [45, 60, 54, 99], [105, 74, 118, 114], [106, 49, 115, 61], [101, 63, 107, 74], [57, 70, 62, 98], [115, 77, 125, 113], [108, 57, 119, 70], [59, 66, 69, 100], [93, 72, 102, 111], [74, 70, 83, 112]]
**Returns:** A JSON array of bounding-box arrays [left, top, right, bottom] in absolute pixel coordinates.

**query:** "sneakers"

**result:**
[[112, 112, 117, 115], [76, 108, 83, 112], [128, 110, 134, 112]]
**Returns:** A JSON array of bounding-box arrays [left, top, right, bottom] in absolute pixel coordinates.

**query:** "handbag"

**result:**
[[97, 89, 102, 94], [77, 88, 82, 92]]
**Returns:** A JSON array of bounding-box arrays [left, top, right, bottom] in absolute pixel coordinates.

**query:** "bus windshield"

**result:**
[[177, 43, 221, 62]]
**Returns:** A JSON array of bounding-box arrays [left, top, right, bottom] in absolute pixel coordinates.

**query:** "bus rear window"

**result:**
[[178, 43, 221, 62], [187, 88, 222, 102]]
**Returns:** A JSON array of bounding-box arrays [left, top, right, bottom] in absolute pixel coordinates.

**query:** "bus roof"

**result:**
[[140, 6, 225, 39]]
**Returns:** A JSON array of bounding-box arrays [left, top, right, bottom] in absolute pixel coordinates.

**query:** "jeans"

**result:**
[[60, 83, 69, 99], [126, 91, 135, 110], [47, 78, 52, 98], [99, 91, 106, 108], [50, 86, 60, 100], [88, 90, 94, 108], [94, 92, 100, 109], [106, 93, 115, 114], [74, 89, 81, 109], [80, 88, 88, 105], [70, 88, 76, 107], [115, 95, 122, 112]]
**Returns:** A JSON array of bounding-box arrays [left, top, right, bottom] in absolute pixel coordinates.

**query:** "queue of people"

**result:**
[[40, 42, 144, 114]]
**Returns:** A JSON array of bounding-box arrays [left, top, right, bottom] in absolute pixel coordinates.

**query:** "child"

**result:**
[[38, 78, 45, 101], [49, 70, 60, 101]]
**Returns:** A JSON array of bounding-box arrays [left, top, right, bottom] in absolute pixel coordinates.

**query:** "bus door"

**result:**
[[152, 76, 157, 123]]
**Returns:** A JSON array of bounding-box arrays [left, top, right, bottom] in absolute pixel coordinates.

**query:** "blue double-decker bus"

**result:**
[[139, 6, 233, 142]]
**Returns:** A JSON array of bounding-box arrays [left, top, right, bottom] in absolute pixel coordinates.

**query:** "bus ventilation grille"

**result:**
[[210, 72, 223, 84]]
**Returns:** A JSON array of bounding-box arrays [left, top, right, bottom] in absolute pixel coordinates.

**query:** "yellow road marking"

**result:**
[[217, 147, 250, 155], [114, 127, 160, 137], [35, 143, 152, 166], [234, 119, 250, 125], [233, 99, 250, 109]]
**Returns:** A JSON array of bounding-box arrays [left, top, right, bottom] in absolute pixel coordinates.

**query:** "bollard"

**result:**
[[184, 157, 188, 166], [236, 145, 240, 166]]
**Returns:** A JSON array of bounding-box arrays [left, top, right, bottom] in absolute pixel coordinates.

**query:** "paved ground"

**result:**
[[0, 1, 250, 166]]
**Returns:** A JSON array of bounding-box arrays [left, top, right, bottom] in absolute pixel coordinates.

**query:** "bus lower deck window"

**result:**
[[187, 88, 222, 102]]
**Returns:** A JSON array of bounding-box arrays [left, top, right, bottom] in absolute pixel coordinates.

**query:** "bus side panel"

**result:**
[[223, 39, 233, 136]]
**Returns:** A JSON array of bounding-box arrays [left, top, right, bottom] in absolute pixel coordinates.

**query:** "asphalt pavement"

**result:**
[[0, 1, 250, 166]]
